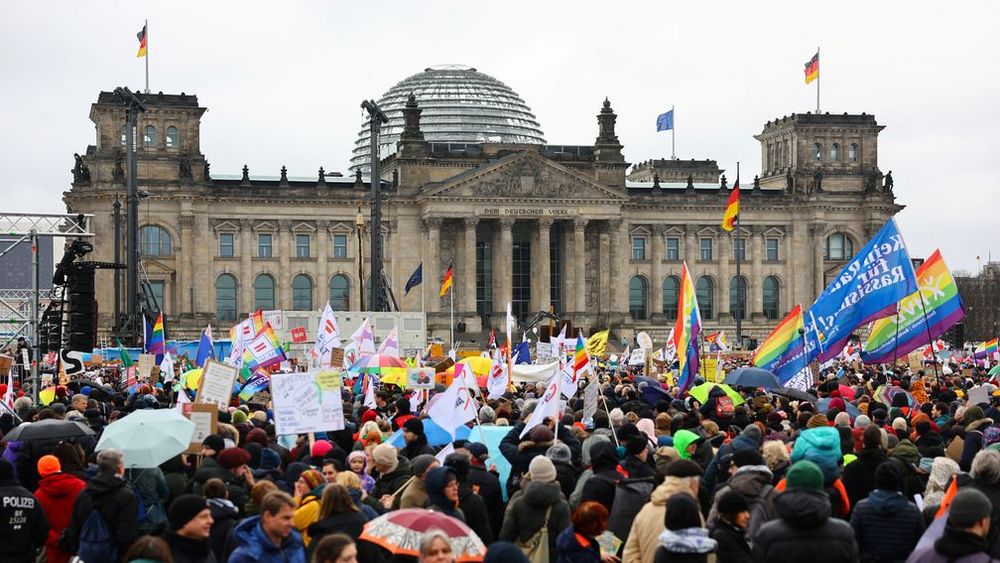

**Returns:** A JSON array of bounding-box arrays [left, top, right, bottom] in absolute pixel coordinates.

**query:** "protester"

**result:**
[[849, 460, 925, 561], [709, 490, 752, 563], [228, 491, 306, 563], [907, 488, 995, 562], [0, 458, 48, 563], [306, 484, 368, 549], [499, 456, 571, 559], [33, 454, 84, 563], [653, 493, 716, 563], [310, 532, 358, 563], [164, 494, 216, 563], [418, 529, 455, 563], [61, 448, 139, 561], [623, 459, 703, 563], [203, 478, 239, 561], [555, 501, 610, 563]]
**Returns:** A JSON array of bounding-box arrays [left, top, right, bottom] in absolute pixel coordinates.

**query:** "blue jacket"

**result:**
[[849, 489, 924, 561], [227, 515, 306, 563], [791, 427, 842, 486]]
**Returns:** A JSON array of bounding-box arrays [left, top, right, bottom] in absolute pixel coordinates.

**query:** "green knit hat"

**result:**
[[965, 406, 984, 424], [786, 460, 824, 490]]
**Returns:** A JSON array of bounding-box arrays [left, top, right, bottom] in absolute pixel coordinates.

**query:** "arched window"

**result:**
[[763, 276, 780, 320], [629, 276, 648, 321], [830, 143, 840, 161], [215, 274, 238, 322], [144, 125, 157, 147], [729, 276, 748, 321], [254, 274, 275, 311], [166, 126, 178, 148], [813, 142, 822, 161], [329, 274, 350, 311], [139, 225, 172, 256], [292, 274, 313, 311], [662, 276, 680, 319], [825, 233, 855, 261], [696, 276, 714, 320], [849, 143, 858, 162]]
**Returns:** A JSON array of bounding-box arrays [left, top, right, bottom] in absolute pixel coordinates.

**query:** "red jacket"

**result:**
[[35, 472, 86, 563]]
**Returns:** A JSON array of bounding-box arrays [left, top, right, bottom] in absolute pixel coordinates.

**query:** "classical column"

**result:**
[[751, 226, 764, 316], [608, 220, 625, 313], [178, 214, 194, 315], [684, 224, 698, 265], [239, 219, 253, 316], [194, 215, 211, 314], [573, 218, 588, 312], [811, 223, 825, 298], [424, 217, 442, 313], [598, 227, 610, 312], [718, 232, 731, 316], [463, 218, 478, 313], [277, 221, 292, 310], [317, 221, 330, 309], [651, 225, 665, 317], [497, 218, 514, 311], [535, 218, 552, 312]]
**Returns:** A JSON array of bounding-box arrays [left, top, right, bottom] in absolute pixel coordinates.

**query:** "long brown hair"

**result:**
[[318, 483, 358, 519]]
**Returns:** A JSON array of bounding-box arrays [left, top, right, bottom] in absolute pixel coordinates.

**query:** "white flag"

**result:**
[[160, 352, 175, 383], [559, 357, 579, 399], [519, 372, 561, 438], [377, 326, 400, 358], [363, 374, 378, 409], [313, 303, 341, 367], [409, 391, 424, 415], [486, 349, 508, 400], [174, 386, 190, 413], [553, 324, 568, 358], [434, 442, 455, 465], [427, 364, 477, 439], [506, 302, 514, 347]]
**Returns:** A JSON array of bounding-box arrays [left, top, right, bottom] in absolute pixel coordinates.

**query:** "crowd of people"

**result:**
[[2, 356, 1000, 563]]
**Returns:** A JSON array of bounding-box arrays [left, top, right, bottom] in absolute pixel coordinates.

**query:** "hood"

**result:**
[[891, 439, 920, 466], [867, 489, 909, 514], [673, 429, 701, 460], [773, 488, 831, 528], [38, 472, 83, 497], [657, 527, 718, 554], [207, 497, 239, 518], [650, 477, 695, 506], [86, 473, 129, 496], [790, 427, 842, 485], [523, 480, 563, 507], [728, 465, 773, 497], [589, 440, 620, 472]]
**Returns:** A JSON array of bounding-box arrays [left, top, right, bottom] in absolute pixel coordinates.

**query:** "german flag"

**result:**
[[721, 178, 739, 232], [804, 52, 819, 84], [136, 24, 148, 58], [439, 262, 454, 297]]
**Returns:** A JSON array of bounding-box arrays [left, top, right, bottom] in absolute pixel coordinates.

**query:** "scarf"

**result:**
[[658, 527, 718, 554]]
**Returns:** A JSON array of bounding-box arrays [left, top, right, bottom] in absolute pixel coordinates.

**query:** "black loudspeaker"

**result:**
[[39, 301, 63, 353], [66, 267, 97, 351]]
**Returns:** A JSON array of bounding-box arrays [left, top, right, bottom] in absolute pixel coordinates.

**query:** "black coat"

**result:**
[[499, 423, 582, 495], [206, 498, 239, 562], [499, 481, 571, 559], [190, 458, 250, 514], [164, 531, 217, 563], [841, 447, 886, 508], [579, 441, 620, 512], [468, 463, 504, 537], [970, 478, 1000, 558], [752, 488, 859, 563], [709, 519, 752, 563], [60, 473, 139, 558], [0, 480, 48, 563], [553, 460, 579, 502], [849, 489, 924, 562], [457, 481, 493, 544]]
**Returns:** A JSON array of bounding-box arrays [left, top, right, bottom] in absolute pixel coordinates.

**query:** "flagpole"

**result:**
[[671, 105, 676, 160], [450, 283, 455, 351], [815, 46, 820, 113], [144, 19, 150, 94], [734, 161, 742, 348], [915, 288, 942, 388], [892, 305, 901, 370]]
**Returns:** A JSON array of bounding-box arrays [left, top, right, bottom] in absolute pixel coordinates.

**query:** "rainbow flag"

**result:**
[[242, 323, 286, 370], [974, 337, 999, 359], [753, 304, 808, 384], [573, 334, 589, 377], [148, 313, 165, 355], [672, 263, 702, 394], [861, 250, 964, 364], [238, 370, 270, 402]]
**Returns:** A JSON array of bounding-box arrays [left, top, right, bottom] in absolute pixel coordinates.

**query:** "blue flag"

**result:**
[[656, 109, 674, 132], [803, 219, 918, 362], [404, 263, 423, 295], [195, 326, 215, 368], [512, 341, 531, 364]]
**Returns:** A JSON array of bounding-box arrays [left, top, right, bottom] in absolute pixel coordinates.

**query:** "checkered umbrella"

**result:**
[[359, 508, 486, 562]]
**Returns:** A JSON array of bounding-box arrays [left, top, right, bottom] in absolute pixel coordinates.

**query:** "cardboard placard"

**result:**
[[195, 360, 239, 409], [270, 370, 345, 435], [329, 348, 345, 368], [0, 355, 11, 376], [407, 367, 436, 390], [703, 357, 722, 383], [183, 403, 218, 454], [263, 310, 284, 331], [627, 348, 646, 366], [290, 326, 308, 343], [138, 354, 155, 382]]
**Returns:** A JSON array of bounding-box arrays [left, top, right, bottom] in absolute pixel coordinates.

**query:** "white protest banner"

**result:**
[[535, 341, 552, 360], [270, 370, 345, 435], [263, 310, 284, 331], [195, 360, 239, 409], [138, 354, 155, 382], [628, 348, 646, 366], [583, 378, 600, 423]]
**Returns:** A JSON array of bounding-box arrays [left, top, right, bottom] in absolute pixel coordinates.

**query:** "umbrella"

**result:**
[[387, 418, 471, 448], [989, 365, 1000, 377], [772, 387, 815, 403], [817, 397, 861, 418], [358, 354, 408, 387], [2, 418, 94, 442], [688, 382, 744, 405], [447, 357, 493, 388], [874, 384, 919, 409], [837, 384, 857, 401], [95, 408, 195, 467], [360, 508, 486, 562], [635, 376, 673, 405], [724, 367, 781, 390]]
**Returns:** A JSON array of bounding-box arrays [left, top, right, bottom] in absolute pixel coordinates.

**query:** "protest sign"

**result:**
[[271, 370, 345, 435], [195, 360, 239, 409], [407, 367, 435, 390], [329, 347, 345, 368], [0, 355, 11, 376], [182, 403, 218, 454], [138, 354, 155, 382], [263, 309, 284, 331]]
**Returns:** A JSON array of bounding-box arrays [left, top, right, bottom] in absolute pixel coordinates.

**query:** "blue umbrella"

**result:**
[[817, 397, 861, 419], [724, 367, 781, 390], [387, 418, 472, 448], [636, 378, 673, 405]]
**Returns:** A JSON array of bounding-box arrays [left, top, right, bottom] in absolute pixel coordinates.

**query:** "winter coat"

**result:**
[[580, 441, 623, 512], [0, 479, 49, 563], [961, 418, 994, 472], [206, 497, 239, 562], [555, 526, 601, 563], [60, 472, 139, 558], [307, 509, 368, 545], [163, 531, 217, 563], [468, 463, 504, 536], [969, 478, 1000, 558], [709, 519, 751, 563], [500, 422, 582, 495], [398, 477, 428, 509], [499, 480, 571, 560], [842, 447, 887, 508], [294, 486, 326, 545], [126, 466, 170, 532], [891, 441, 928, 499], [653, 527, 718, 563], [707, 465, 777, 538], [704, 431, 761, 490], [190, 457, 250, 513], [34, 471, 85, 563], [456, 480, 492, 543], [622, 476, 698, 563], [228, 515, 306, 563], [791, 427, 844, 486], [751, 488, 859, 563], [850, 489, 925, 562], [554, 459, 580, 501], [369, 457, 412, 506], [906, 526, 1000, 563]]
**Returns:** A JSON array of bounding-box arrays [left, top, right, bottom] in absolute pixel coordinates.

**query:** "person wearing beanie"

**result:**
[[621, 432, 656, 480], [499, 421, 557, 498], [201, 434, 225, 459], [293, 468, 326, 546], [754, 460, 858, 563], [465, 443, 504, 539], [622, 458, 704, 563], [164, 494, 215, 563], [788, 426, 851, 517], [703, 423, 762, 491], [654, 493, 717, 563], [399, 454, 439, 510], [706, 446, 777, 539], [498, 450, 570, 560], [192, 447, 252, 517], [908, 488, 994, 562], [545, 442, 579, 501], [401, 417, 434, 460], [442, 453, 493, 544], [483, 541, 531, 563], [369, 443, 411, 512], [34, 455, 85, 563], [849, 459, 924, 561], [960, 405, 994, 472], [842, 424, 888, 508], [708, 490, 752, 563]]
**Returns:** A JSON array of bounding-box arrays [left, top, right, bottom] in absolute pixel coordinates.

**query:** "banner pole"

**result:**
[[892, 305, 901, 371], [916, 289, 942, 387], [145, 19, 150, 94], [816, 46, 820, 113]]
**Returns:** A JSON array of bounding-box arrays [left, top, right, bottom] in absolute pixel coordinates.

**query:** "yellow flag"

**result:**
[[586, 330, 609, 358]]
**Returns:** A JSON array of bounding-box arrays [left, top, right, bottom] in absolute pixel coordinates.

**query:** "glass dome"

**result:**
[[350, 64, 546, 174]]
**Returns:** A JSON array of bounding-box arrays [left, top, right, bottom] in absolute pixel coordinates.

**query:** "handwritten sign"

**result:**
[[138, 354, 155, 383], [263, 310, 284, 331], [271, 370, 345, 435], [195, 360, 239, 409], [183, 403, 218, 454]]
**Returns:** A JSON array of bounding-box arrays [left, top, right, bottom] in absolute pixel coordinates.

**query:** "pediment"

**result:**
[[143, 258, 175, 275], [253, 221, 277, 232], [423, 151, 627, 201], [763, 226, 787, 237], [292, 221, 316, 233], [213, 220, 239, 232], [696, 226, 719, 237]]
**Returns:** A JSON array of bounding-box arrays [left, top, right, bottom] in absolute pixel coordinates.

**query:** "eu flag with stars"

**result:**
[[656, 109, 674, 132], [404, 263, 423, 295]]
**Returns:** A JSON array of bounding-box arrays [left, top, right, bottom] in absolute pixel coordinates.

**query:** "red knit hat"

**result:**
[[217, 447, 251, 470], [361, 409, 379, 424], [311, 440, 333, 458]]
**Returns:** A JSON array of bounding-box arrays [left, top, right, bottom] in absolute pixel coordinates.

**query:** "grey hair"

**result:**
[[521, 399, 538, 417], [418, 528, 453, 560], [478, 405, 495, 424], [96, 449, 125, 475], [971, 449, 1000, 485]]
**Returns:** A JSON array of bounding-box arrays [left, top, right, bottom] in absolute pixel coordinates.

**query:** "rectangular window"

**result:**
[[219, 233, 234, 257], [666, 237, 680, 261], [147, 280, 165, 312], [700, 238, 713, 261], [766, 238, 779, 261], [296, 234, 310, 258], [733, 238, 746, 261], [332, 234, 348, 259], [631, 237, 646, 261], [258, 233, 272, 258]]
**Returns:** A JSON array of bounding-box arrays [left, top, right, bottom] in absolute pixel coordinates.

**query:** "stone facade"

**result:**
[[63, 91, 902, 347]]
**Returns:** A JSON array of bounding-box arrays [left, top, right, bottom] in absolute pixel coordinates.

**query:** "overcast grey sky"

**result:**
[[2, 1, 997, 272]]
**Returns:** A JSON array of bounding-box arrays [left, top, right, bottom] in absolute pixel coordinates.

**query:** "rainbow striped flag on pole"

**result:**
[[672, 263, 702, 394], [753, 304, 808, 384], [974, 338, 999, 359], [148, 313, 165, 355]]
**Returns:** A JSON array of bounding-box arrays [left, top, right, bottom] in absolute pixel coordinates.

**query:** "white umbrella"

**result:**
[[96, 409, 195, 468]]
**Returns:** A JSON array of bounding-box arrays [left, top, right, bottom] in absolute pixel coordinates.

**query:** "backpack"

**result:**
[[606, 477, 655, 544], [77, 510, 118, 563], [515, 505, 553, 563], [715, 396, 735, 418]]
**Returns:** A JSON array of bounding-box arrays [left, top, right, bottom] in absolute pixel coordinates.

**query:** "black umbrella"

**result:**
[[2, 418, 95, 442], [772, 386, 815, 403], [724, 367, 781, 390]]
